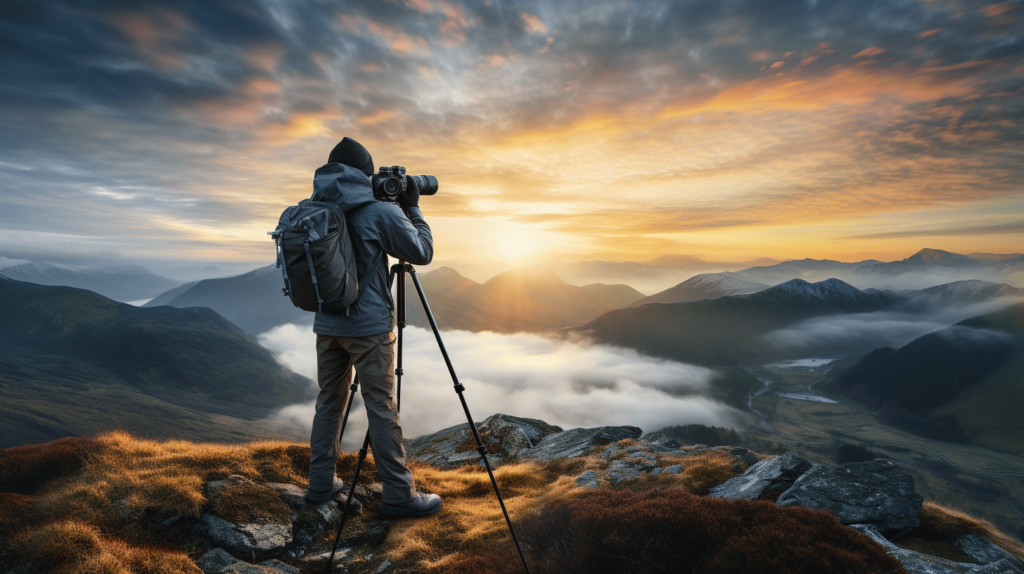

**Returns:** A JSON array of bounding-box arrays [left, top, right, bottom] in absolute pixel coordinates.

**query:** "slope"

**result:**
[[0, 277, 313, 447], [629, 273, 768, 307], [579, 278, 900, 367], [0, 262, 180, 302]]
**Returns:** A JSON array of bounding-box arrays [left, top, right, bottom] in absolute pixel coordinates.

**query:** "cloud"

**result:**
[[847, 220, 1024, 239], [763, 298, 1023, 353], [258, 324, 744, 450]]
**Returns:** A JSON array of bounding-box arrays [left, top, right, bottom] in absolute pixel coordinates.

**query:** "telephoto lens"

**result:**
[[408, 175, 438, 195]]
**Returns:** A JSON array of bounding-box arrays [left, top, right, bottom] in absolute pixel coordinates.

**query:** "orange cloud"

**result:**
[[853, 47, 888, 58], [521, 12, 548, 34], [339, 15, 429, 55], [917, 28, 942, 38], [358, 109, 399, 125], [979, 2, 1014, 17]]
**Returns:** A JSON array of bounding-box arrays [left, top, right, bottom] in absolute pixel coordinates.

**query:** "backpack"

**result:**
[[269, 200, 361, 314]]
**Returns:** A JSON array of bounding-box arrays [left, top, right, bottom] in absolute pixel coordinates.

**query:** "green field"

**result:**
[[741, 365, 1024, 541]]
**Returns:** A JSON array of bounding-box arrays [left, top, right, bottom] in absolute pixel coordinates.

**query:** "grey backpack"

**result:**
[[270, 200, 360, 314]]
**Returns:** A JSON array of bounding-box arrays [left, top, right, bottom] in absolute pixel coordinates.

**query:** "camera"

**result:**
[[371, 165, 439, 203]]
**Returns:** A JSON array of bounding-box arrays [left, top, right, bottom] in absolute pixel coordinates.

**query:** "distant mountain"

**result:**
[[558, 256, 780, 293], [145, 266, 309, 335], [0, 277, 313, 447], [145, 280, 199, 307], [856, 248, 986, 276], [406, 266, 645, 333], [828, 303, 1024, 454], [892, 280, 1024, 312], [578, 278, 901, 368], [629, 273, 768, 307], [731, 258, 881, 285], [0, 262, 179, 302], [966, 252, 1023, 262]]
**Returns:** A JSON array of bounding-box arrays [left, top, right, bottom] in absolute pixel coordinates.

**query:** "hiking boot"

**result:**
[[305, 476, 346, 505], [380, 492, 442, 518]]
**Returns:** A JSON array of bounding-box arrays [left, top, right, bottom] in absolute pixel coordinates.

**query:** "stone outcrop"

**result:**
[[198, 548, 300, 574], [956, 534, 1024, 572], [708, 451, 813, 501], [404, 414, 563, 469], [777, 460, 924, 532], [517, 425, 643, 463], [851, 525, 1024, 574]]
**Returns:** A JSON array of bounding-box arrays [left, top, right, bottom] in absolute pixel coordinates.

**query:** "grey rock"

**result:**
[[197, 549, 300, 574], [292, 500, 343, 546], [405, 414, 562, 469], [375, 559, 393, 572], [850, 525, 1024, 574], [662, 464, 683, 475], [639, 431, 681, 452], [708, 451, 812, 501], [575, 470, 600, 488], [957, 534, 1024, 570], [605, 460, 644, 483], [199, 514, 292, 561], [264, 482, 307, 510], [777, 460, 923, 532], [518, 425, 643, 463], [730, 447, 760, 472]]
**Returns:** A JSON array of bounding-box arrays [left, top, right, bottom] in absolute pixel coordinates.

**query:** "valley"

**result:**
[[740, 358, 1024, 542]]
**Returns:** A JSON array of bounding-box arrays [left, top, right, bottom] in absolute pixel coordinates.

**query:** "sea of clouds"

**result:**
[[258, 324, 744, 450]]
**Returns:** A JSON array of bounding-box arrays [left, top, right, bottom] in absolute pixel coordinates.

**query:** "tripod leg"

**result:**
[[396, 261, 406, 413], [406, 268, 531, 574], [336, 374, 360, 450], [325, 430, 372, 572]]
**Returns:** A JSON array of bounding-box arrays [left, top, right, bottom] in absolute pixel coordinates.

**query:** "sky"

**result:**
[[1, 0, 1022, 274]]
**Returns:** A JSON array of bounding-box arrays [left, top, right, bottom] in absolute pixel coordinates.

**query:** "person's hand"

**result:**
[[399, 175, 420, 210]]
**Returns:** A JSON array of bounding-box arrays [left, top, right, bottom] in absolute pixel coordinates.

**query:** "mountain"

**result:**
[[145, 266, 309, 335], [558, 256, 781, 293], [406, 265, 645, 333], [828, 303, 1024, 453], [731, 258, 881, 285], [629, 273, 769, 307], [856, 248, 987, 276], [144, 280, 199, 307], [578, 278, 901, 368], [0, 277, 313, 447], [0, 262, 179, 302], [893, 280, 1024, 312]]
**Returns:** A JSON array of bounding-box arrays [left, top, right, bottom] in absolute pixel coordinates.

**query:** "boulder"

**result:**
[[777, 460, 923, 532], [199, 515, 292, 561], [518, 425, 643, 463], [575, 470, 601, 489], [957, 534, 1024, 571], [638, 431, 681, 452], [197, 548, 301, 574], [405, 414, 562, 469], [850, 525, 1023, 574], [708, 451, 812, 501]]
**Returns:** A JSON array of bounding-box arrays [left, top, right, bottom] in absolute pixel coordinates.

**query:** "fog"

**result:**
[[258, 324, 743, 450], [764, 298, 1021, 353]]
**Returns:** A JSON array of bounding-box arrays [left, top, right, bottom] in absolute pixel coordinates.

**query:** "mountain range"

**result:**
[[628, 273, 769, 307], [828, 302, 1024, 455], [0, 277, 313, 447], [0, 262, 180, 303]]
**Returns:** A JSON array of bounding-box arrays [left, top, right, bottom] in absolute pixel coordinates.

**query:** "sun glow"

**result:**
[[499, 228, 538, 258]]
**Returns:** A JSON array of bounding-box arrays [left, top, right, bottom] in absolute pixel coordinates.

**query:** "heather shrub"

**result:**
[[0, 437, 101, 494], [517, 489, 907, 574]]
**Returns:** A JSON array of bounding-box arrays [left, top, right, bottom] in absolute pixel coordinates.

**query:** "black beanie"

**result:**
[[328, 137, 374, 177]]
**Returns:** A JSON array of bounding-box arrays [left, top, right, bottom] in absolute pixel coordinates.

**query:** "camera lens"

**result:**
[[409, 175, 439, 195]]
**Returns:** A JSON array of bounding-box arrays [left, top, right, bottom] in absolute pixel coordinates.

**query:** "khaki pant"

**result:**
[[309, 331, 415, 504]]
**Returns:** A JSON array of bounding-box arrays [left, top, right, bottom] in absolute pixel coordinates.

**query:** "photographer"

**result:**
[[304, 137, 440, 518]]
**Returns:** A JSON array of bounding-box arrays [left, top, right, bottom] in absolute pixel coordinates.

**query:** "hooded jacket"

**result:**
[[309, 162, 433, 337]]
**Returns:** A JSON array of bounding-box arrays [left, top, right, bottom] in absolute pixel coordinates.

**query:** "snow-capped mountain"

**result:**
[[629, 273, 769, 307]]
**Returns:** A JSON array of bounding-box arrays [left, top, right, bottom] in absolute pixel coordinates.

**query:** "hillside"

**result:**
[[0, 277, 313, 447], [3, 422, 1023, 574], [579, 278, 900, 367], [829, 303, 1024, 452], [629, 273, 768, 307], [0, 261, 180, 303]]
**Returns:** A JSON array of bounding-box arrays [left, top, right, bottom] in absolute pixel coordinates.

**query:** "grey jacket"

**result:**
[[309, 162, 433, 337]]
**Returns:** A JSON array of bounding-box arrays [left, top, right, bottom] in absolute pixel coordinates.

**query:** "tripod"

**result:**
[[325, 262, 531, 573]]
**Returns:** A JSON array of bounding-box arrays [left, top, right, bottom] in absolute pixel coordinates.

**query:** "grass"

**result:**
[[2, 432, 1020, 574]]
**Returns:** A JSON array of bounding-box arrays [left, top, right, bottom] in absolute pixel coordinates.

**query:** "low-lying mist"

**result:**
[[258, 324, 744, 450], [764, 297, 1021, 354]]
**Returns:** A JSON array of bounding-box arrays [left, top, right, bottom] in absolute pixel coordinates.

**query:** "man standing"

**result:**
[[304, 137, 441, 518]]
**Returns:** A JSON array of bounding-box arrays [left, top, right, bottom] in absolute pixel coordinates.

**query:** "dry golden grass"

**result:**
[[17, 520, 201, 574], [894, 501, 1024, 564]]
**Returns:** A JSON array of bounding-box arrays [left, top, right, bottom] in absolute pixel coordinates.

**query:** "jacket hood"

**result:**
[[311, 162, 377, 212]]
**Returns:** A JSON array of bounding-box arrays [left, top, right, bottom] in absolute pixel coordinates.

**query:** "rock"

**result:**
[[708, 451, 812, 501], [264, 482, 307, 510], [777, 460, 923, 532], [291, 500, 343, 547], [518, 425, 643, 463], [375, 559, 393, 572], [338, 520, 391, 548], [405, 414, 562, 469], [850, 525, 1024, 574], [729, 447, 760, 472], [575, 470, 600, 489], [198, 515, 292, 561], [957, 533, 1024, 570], [197, 549, 300, 574], [605, 460, 644, 483], [639, 431, 681, 452]]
